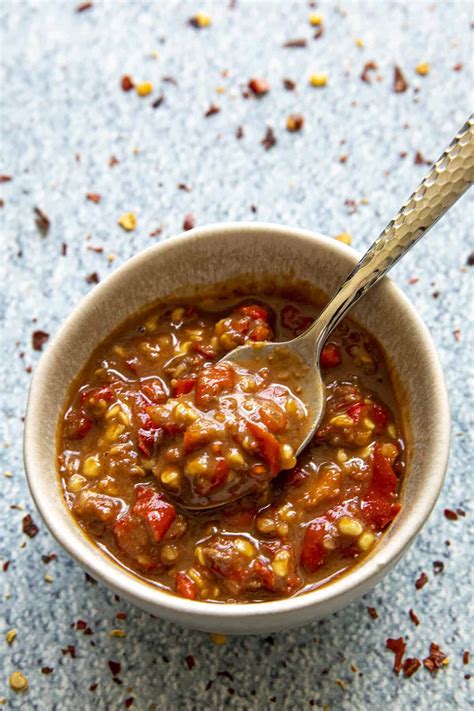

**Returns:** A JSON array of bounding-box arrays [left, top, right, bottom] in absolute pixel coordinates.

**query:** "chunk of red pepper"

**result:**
[[320, 343, 342, 368], [132, 486, 176, 542], [300, 517, 329, 572], [361, 443, 400, 530], [246, 421, 281, 475], [195, 362, 236, 408], [175, 571, 198, 600], [173, 377, 197, 396]]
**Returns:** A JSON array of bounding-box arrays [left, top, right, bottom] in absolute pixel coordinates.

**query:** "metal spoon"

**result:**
[[224, 115, 473, 459], [178, 115, 473, 512]]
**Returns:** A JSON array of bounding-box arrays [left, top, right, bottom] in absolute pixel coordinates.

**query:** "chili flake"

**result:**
[[6, 629, 17, 644], [41, 667, 54, 674], [34, 206, 50, 235], [433, 560, 444, 574], [415, 571, 428, 589], [108, 660, 121, 675], [409, 609, 420, 626], [151, 94, 164, 109], [185, 654, 196, 670], [235, 126, 244, 139], [85, 272, 100, 285], [136, 82, 153, 97], [367, 606, 378, 620], [248, 78, 270, 96], [414, 151, 430, 165], [463, 651, 470, 665], [118, 212, 136, 231], [282, 78, 296, 91], [9, 672, 28, 693], [32, 330, 49, 351], [393, 66, 408, 93], [189, 13, 211, 28], [204, 103, 220, 117], [416, 62, 430, 76], [360, 61, 378, 83], [453, 329, 461, 342], [403, 657, 421, 677], [261, 126, 277, 150], [183, 213, 195, 231], [22, 514, 39, 538], [125, 699, 134, 708], [0, 175, 12, 182], [423, 643, 448, 672], [86, 193, 101, 203], [283, 38, 307, 48], [109, 155, 119, 167], [386, 637, 406, 674], [149, 226, 163, 237], [335, 232, 352, 245], [286, 114, 304, 132], [444, 508, 458, 520], [76, 1, 93, 11], [121, 75, 134, 92], [309, 73, 328, 87]]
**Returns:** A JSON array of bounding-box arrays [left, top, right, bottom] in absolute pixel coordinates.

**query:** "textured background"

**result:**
[[1, 1, 473, 709]]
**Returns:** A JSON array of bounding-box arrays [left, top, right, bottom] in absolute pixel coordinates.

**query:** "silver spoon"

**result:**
[[225, 118, 474, 450], [177, 115, 473, 512]]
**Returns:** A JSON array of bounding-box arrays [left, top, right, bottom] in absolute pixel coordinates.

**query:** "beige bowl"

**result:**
[[24, 223, 449, 634]]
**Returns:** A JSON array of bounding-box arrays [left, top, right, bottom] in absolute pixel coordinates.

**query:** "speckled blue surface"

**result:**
[[1, 1, 473, 709]]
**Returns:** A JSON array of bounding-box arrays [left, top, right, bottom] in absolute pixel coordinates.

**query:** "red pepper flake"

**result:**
[[360, 61, 378, 83], [183, 213, 195, 231], [204, 103, 220, 117], [149, 226, 163, 237], [41, 553, 57, 564], [41, 667, 54, 674], [185, 655, 196, 670], [162, 76, 177, 85], [453, 63, 463, 71], [400, 151, 408, 158], [314, 26, 324, 39], [32, 330, 49, 351], [116, 612, 127, 620], [109, 155, 119, 167], [283, 38, 307, 48], [62, 645, 76, 658], [235, 126, 244, 139], [393, 66, 408, 93], [85, 272, 100, 285], [457, 507, 466, 517], [108, 660, 121, 676], [339, 154, 348, 163], [151, 94, 164, 109], [248, 77, 270, 96], [61, 242, 68, 256], [0, 175, 12, 182], [22, 514, 39, 538], [433, 560, 444, 574], [282, 78, 296, 91], [261, 126, 277, 150], [452, 329, 461, 342], [89, 683, 98, 692], [86, 193, 101, 203], [125, 699, 134, 708], [87, 245, 103, 253], [463, 651, 470, 665], [415, 571, 428, 589], [121, 75, 134, 92], [286, 114, 304, 132], [409, 609, 420, 626], [408, 276, 419, 284], [76, 1, 93, 11], [3, 560, 10, 572], [0, 199, 4, 207], [414, 151, 431, 165], [34, 206, 50, 235], [444, 508, 458, 520], [367, 606, 378, 620], [386, 637, 406, 674], [403, 657, 421, 678], [423, 643, 448, 673]]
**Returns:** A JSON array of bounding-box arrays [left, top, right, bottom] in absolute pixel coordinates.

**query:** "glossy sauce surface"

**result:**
[[58, 293, 405, 603]]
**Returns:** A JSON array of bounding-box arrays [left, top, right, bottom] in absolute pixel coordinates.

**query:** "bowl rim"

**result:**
[[24, 221, 450, 621]]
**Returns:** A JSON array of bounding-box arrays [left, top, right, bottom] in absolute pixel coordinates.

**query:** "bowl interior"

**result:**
[[24, 223, 449, 633]]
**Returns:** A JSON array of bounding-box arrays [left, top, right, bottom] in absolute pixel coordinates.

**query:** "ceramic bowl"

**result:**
[[24, 223, 450, 634]]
